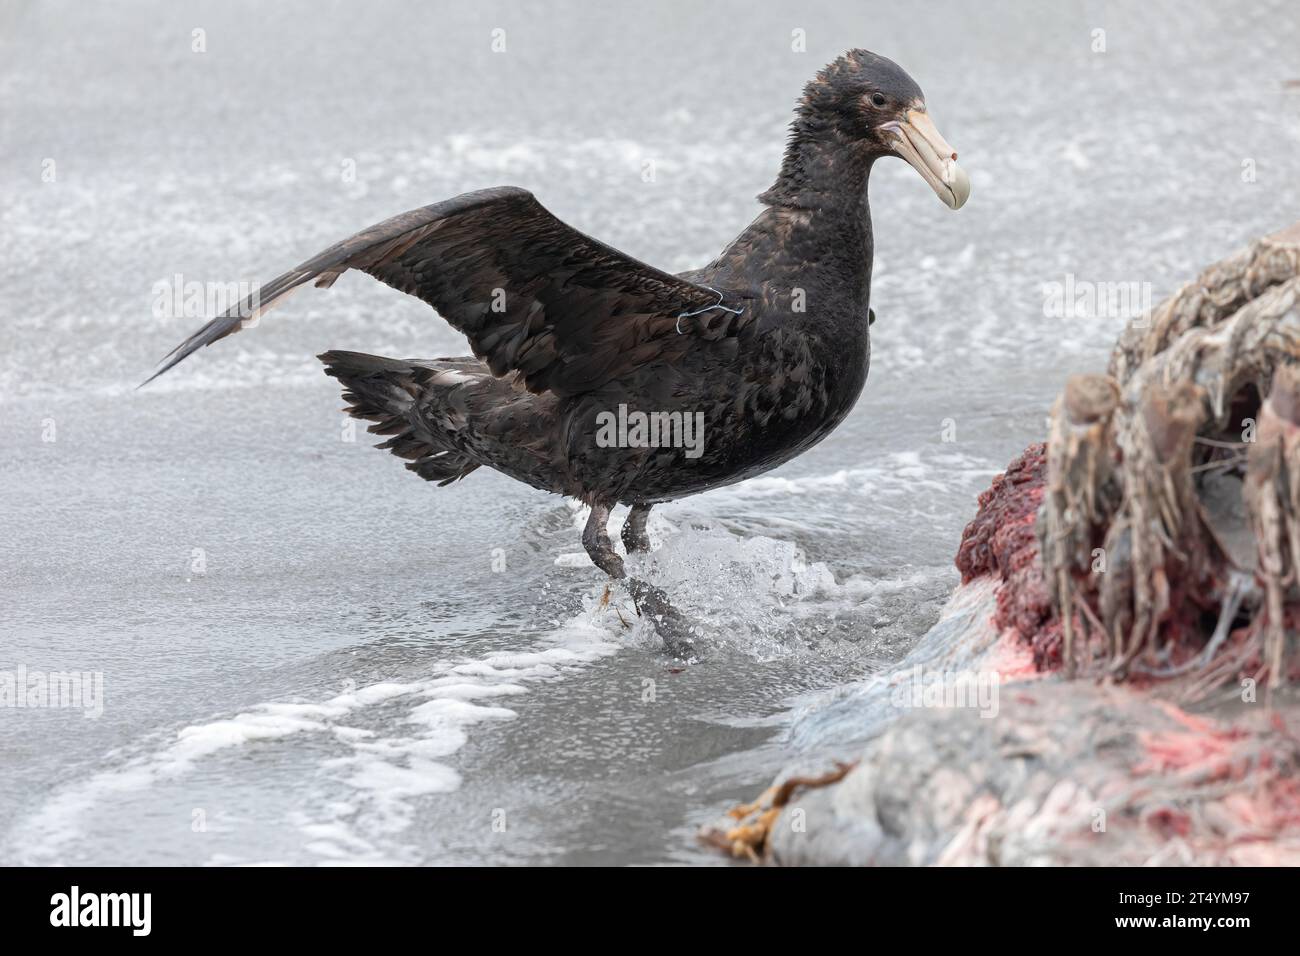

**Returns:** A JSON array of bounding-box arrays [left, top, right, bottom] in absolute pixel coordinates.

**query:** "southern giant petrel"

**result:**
[[145, 49, 969, 648]]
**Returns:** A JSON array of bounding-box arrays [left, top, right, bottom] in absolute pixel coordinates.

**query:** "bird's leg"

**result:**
[[584, 502, 696, 657], [621, 503, 654, 554], [627, 579, 696, 658], [582, 502, 625, 578]]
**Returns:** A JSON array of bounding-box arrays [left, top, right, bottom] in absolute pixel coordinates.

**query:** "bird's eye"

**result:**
[[870, 93, 887, 108]]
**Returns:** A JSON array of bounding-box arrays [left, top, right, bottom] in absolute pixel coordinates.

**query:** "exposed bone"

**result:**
[[1244, 364, 1300, 697], [1040, 373, 1120, 675], [1109, 223, 1300, 386], [1040, 223, 1300, 692]]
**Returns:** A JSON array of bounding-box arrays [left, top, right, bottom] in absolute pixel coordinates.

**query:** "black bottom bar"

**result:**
[[0, 866, 1284, 941]]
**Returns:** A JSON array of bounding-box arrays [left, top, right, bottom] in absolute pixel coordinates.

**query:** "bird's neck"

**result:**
[[759, 117, 876, 210], [707, 133, 876, 310]]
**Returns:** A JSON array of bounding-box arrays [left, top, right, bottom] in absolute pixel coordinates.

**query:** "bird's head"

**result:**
[[795, 49, 970, 210]]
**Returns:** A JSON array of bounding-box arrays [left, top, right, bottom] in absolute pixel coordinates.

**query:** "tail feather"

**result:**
[[319, 350, 481, 485]]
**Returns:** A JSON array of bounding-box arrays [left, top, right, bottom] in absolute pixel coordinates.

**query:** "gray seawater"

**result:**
[[2, 0, 1297, 864]]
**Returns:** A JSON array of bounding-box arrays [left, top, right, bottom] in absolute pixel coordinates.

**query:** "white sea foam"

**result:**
[[722, 451, 995, 500], [9, 614, 622, 866], [9, 508, 910, 864]]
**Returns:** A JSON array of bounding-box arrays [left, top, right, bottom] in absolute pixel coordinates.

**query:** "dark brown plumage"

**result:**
[[145, 50, 968, 644]]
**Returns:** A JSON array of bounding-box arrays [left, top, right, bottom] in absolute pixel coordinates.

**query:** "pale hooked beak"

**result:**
[[880, 108, 970, 210]]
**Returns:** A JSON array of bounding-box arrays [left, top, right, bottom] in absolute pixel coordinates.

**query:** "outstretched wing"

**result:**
[[144, 186, 751, 397]]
